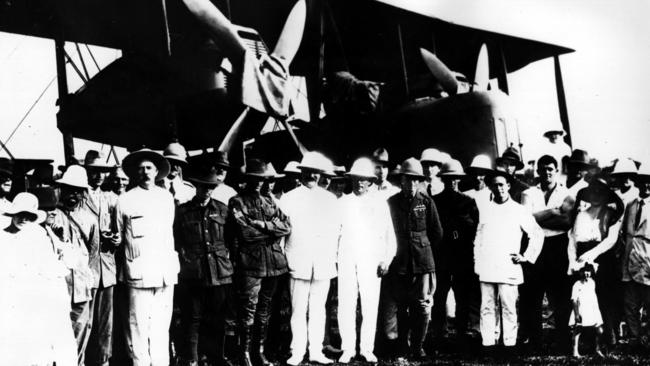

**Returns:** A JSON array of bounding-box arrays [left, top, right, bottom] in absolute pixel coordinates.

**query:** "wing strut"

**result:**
[[554, 55, 572, 147]]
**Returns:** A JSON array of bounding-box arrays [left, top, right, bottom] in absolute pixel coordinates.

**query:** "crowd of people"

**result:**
[[2, 131, 650, 366]]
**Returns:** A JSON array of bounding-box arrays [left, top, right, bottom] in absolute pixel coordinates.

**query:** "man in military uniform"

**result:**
[[382, 158, 443, 359], [431, 159, 479, 345], [229, 159, 292, 366], [174, 165, 235, 366], [82, 150, 121, 366], [162, 141, 196, 205]]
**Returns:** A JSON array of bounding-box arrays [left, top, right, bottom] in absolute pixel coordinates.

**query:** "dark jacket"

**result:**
[[228, 192, 291, 278], [509, 177, 530, 204], [387, 191, 443, 275], [433, 189, 479, 273], [174, 197, 234, 286]]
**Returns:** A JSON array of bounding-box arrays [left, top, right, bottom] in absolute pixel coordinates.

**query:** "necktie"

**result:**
[[635, 200, 644, 230], [169, 180, 176, 196]]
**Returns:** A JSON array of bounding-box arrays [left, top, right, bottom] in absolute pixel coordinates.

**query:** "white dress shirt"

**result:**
[[521, 183, 571, 237]]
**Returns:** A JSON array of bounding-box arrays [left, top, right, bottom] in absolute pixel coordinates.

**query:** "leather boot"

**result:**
[[410, 315, 430, 360], [239, 326, 254, 366], [252, 322, 273, 366], [214, 331, 235, 366]]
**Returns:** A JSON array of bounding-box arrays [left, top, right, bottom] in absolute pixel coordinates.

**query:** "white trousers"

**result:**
[[338, 263, 381, 354], [127, 286, 174, 366], [479, 282, 518, 346], [290, 277, 330, 357]]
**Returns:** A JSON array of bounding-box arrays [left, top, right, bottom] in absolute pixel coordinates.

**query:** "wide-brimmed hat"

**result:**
[[611, 158, 638, 176], [187, 166, 222, 186], [467, 154, 494, 175], [55, 165, 90, 189], [297, 152, 333, 173], [567, 149, 594, 169], [283, 161, 301, 174], [122, 148, 171, 181], [420, 148, 446, 165], [440, 159, 465, 177], [396, 158, 425, 179], [496, 147, 524, 171], [543, 129, 566, 138], [4, 192, 46, 223], [266, 163, 285, 179], [244, 159, 273, 178], [29, 187, 59, 211], [582, 177, 622, 217], [346, 158, 377, 179], [83, 150, 114, 170], [372, 148, 390, 166]]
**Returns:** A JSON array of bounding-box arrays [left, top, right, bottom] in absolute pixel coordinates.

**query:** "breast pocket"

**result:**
[[411, 209, 427, 232], [208, 214, 226, 242]]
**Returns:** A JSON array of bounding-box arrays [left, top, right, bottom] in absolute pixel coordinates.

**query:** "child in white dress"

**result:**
[[570, 262, 604, 357]]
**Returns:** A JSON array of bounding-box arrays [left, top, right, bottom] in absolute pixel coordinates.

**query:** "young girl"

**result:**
[[570, 262, 604, 358]]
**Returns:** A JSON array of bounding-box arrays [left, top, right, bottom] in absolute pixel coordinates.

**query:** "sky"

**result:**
[[0, 0, 649, 166]]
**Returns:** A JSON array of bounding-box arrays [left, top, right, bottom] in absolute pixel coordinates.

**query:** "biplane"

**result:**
[[0, 0, 575, 170]]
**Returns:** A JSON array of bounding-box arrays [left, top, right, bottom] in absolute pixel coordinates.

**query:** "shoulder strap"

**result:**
[[66, 211, 90, 244]]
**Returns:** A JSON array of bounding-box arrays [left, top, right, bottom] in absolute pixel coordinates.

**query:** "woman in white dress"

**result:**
[[570, 262, 604, 357], [0, 193, 77, 366]]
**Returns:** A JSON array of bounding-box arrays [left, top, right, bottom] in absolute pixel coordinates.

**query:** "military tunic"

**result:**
[[228, 191, 291, 330], [381, 191, 443, 354], [174, 197, 235, 362]]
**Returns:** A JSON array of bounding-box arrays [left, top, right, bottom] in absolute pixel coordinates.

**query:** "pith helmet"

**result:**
[[346, 158, 376, 179]]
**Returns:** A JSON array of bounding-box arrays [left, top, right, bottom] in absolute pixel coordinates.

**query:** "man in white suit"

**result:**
[[337, 158, 397, 363], [281, 152, 339, 365]]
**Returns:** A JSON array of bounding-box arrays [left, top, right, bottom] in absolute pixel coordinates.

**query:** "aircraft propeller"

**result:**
[[419, 48, 459, 96]]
